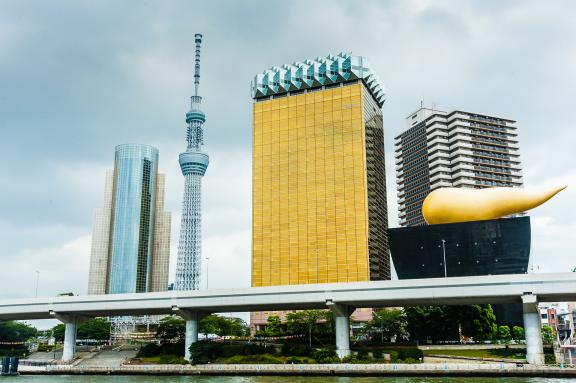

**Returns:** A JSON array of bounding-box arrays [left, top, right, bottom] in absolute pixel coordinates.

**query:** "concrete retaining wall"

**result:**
[[419, 344, 526, 350], [18, 363, 576, 377]]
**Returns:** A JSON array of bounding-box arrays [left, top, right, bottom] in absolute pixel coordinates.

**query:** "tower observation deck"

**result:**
[[175, 33, 209, 291]]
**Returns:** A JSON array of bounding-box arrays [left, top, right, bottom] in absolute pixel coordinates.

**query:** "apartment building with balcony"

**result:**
[[394, 107, 523, 227]]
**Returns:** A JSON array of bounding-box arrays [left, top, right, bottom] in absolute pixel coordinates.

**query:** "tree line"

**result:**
[[259, 305, 533, 344], [2, 306, 558, 346]]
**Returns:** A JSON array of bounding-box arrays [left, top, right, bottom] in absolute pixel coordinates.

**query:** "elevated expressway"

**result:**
[[1, 273, 575, 364]]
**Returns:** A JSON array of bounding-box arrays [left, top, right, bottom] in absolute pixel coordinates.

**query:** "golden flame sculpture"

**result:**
[[422, 185, 567, 225]]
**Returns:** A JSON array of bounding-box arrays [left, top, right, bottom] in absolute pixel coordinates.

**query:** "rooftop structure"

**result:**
[[251, 53, 385, 107]]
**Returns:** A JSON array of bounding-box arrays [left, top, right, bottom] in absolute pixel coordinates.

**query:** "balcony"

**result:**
[[430, 180, 452, 189]]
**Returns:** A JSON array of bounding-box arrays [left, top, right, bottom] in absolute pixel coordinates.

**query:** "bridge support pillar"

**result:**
[[184, 314, 199, 362], [522, 294, 544, 365], [50, 313, 81, 363], [173, 309, 201, 362], [50, 312, 86, 363], [62, 319, 77, 362], [327, 301, 352, 359]]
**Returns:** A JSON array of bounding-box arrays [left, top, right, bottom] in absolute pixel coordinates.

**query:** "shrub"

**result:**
[[158, 354, 186, 364], [286, 356, 302, 364], [281, 343, 311, 357], [162, 342, 185, 356], [388, 350, 399, 362], [220, 344, 245, 358], [190, 341, 283, 364], [403, 357, 417, 364], [397, 347, 423, 361], [225, 354, 283, 364], [243, 342, 275, 355], [313, 348, 339, 364], [356, 349, 371, 361], [138, 343, 161, 357], [341, 354, 359, 363], [372, 349, 383, 359], [37, 344, 55, 352], [544, 353, 556, 364], [189, 341, 222, 365]]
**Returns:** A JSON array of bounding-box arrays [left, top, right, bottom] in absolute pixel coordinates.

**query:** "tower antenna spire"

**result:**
[[175, 33, 209, 292], [194, 33, 202, 96]]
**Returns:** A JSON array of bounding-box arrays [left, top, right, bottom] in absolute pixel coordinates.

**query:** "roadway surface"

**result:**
[[77, 349, 138, 368]]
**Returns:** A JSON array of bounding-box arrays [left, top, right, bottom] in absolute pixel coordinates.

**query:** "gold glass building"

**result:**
[[251, 54, 390, 294]]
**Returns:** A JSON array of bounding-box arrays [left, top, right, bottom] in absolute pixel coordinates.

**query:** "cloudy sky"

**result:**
[[1, 1, 575, 326]]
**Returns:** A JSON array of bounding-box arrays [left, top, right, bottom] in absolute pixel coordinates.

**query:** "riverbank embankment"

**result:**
[[17, 363, 576, 377]]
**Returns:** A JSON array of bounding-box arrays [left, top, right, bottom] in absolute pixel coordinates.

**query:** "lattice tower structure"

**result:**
[[175, 33, 209, 291], [109, 315, 159, 343]]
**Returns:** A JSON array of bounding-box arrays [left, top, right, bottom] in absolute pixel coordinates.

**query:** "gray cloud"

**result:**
[[1, 1, 575, 325]]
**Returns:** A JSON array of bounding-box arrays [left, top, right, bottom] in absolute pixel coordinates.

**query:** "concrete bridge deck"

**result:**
[[1, 273, 575, 319]]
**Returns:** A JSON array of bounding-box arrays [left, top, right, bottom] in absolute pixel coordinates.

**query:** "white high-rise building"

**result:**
[[395, 107, 523, 227]]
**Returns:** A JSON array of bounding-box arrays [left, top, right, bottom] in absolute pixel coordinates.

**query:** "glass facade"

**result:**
[[252, 82, 390, 287], [108, 144, 159, 294]]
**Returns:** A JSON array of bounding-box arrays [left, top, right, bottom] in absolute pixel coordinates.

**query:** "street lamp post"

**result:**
[[205, 257, 210, 290], [441, 239, 447, 278], [34, 270, 40, 297]]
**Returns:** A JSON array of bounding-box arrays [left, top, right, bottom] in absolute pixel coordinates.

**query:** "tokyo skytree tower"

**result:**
[[175, 33, 209, 290]]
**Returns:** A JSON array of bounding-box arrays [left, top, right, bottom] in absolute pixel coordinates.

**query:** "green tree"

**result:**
[[404, 304, 498, 343], [0, 321, 37, 342], [77, 318, 110, 340], [368, 309, 407, 343], [405, 306, 458, 343], [286, 310, 331, 347], [498, 325, 511, 342], [541, 325, 556, 344], [265, 315, 282, 337], [458, 304, 498, 341], [51, 318, 111, 342], [512, 326, 524, 341], [199, 315, 248, 336], [52, 324, 65, 342], [156, 316, 185, 344]]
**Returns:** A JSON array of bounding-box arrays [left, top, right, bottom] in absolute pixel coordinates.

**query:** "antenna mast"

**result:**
[[194, 33, 202, 96], [175, 33, 209, 292]]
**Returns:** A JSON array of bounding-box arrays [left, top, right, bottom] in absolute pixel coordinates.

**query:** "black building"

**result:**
[[389, 216, 531, 326]]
